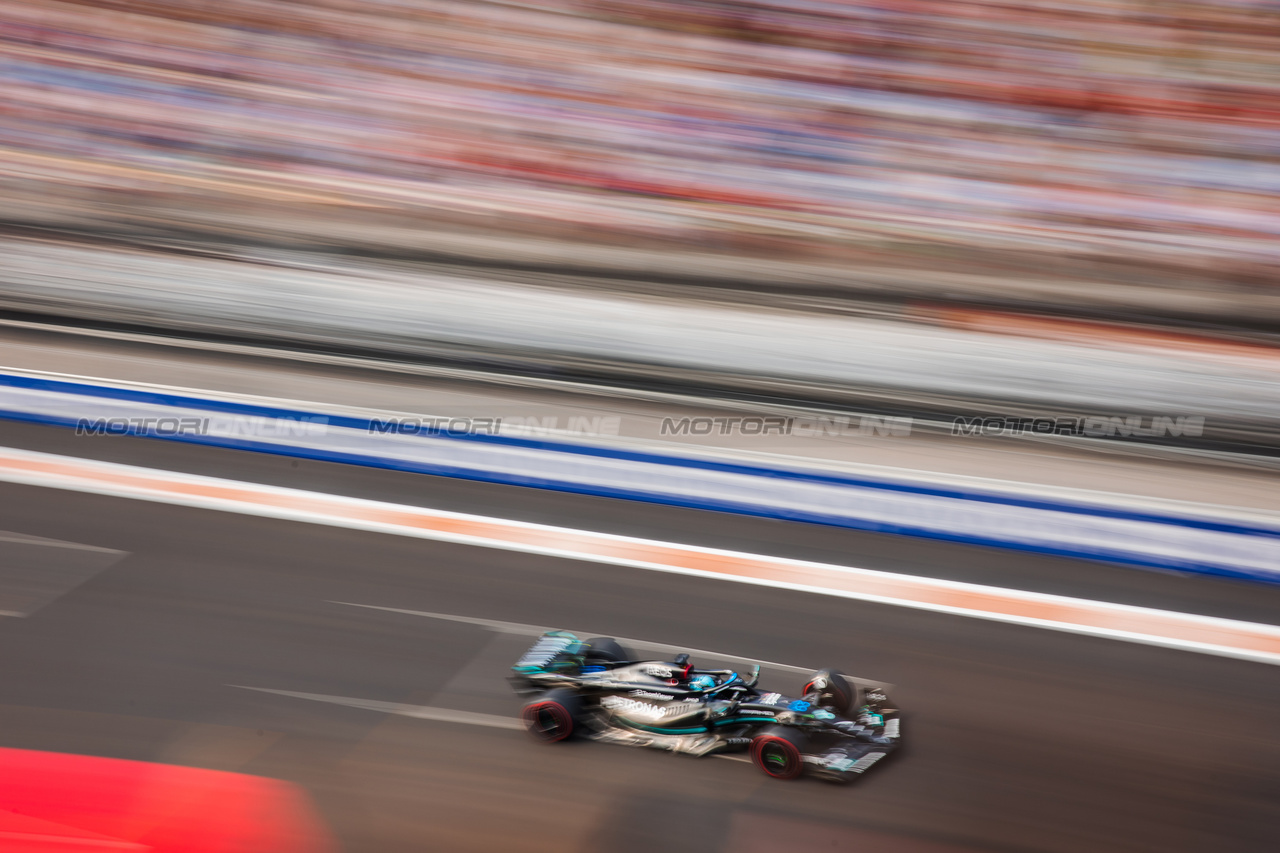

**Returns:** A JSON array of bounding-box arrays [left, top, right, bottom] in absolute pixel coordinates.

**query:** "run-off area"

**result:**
[[0, 477, 1275, 853]]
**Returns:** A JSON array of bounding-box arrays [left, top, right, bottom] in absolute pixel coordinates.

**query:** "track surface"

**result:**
[[0, 425, 1277, 852]]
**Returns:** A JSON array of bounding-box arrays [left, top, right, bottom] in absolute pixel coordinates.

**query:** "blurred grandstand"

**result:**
[[2, 0, 1278, 322]]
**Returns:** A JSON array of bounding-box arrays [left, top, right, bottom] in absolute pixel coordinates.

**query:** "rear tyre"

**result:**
[[750, 726, 809, 780], [522, 688, 582, 742], [583, 637, 630, 665], [803, 668, 855, 716]]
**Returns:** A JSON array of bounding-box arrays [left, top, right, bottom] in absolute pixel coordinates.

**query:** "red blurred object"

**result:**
[[0, 748, 336, 852]]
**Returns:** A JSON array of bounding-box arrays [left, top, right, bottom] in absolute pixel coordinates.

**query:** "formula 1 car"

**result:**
[[510, 631, 901, 783]]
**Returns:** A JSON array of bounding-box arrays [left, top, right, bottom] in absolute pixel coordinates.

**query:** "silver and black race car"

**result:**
[[510, 631, 901, 783]]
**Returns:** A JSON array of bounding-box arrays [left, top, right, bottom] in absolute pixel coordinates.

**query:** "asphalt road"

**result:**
[[0, 428, 1277, 852]]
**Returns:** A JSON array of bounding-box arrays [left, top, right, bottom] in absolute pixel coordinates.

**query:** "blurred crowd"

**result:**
[[2, 0, 1278, 282]]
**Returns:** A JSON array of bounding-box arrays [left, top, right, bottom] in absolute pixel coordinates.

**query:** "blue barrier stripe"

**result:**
[[2, 372, 1277, 538], [2, 408, 1275, 585]]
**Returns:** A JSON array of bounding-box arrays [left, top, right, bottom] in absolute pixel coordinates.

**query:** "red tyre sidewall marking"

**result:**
[[523, 702, 572, 742], [750, 736, 802, 779]]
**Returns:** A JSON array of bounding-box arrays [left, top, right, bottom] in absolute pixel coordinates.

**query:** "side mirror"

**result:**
[[673, 653, 690, 666], [745, 665, 760, 687]]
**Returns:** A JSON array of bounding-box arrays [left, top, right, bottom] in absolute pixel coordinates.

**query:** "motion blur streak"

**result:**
[[2, 0, 1278, 314], [1, 461, 1276, 852], [0, 747, 335, 852], [0, 0, 1277, 850], [329, 603, 834, 677], [1, 446, 1276, 664]]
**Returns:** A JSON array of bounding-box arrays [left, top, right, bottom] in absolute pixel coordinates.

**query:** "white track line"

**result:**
[[231, 686, 522, 729], [336, 602, 888, 689], [0, 531, 125, 553], [1, 447, 1277, 665], [331, 602, 823, 677], [232, 684, 755, 763], [332, 604, 553, 637]]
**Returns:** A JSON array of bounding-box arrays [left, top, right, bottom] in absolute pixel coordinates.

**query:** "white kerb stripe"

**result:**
[[0, 447, 1276, 666]]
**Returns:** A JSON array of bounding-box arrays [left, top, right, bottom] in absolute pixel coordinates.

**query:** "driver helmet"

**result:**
[[688, 674, 717, 692]]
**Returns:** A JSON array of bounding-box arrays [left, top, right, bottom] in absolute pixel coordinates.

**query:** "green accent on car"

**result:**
[[620, 720, 711, 735]]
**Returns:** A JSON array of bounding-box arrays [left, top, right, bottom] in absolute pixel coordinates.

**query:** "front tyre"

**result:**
[[803, 668, 855, 716], [522, 688, 582, 742], [750, 726, 809, 780]]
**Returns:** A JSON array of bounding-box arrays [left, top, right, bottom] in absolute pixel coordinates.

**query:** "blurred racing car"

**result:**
[[510, 631, 900, 783]]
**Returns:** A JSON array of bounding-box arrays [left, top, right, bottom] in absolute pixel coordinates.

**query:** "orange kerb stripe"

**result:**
[[2, 449, 1278, 662]]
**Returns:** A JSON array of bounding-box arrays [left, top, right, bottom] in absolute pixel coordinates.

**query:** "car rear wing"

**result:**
[[509, 630, 586, 693]]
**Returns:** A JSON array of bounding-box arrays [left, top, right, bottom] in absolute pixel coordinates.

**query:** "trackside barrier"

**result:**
[[0, 372, 1277, 584]]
